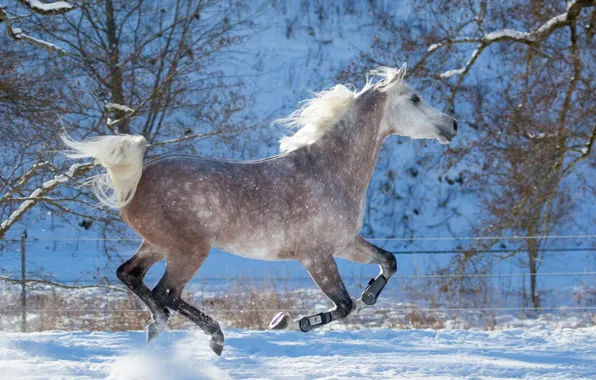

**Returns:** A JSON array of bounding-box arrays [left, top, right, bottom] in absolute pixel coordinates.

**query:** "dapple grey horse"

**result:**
[[63, 63, 458, 355]]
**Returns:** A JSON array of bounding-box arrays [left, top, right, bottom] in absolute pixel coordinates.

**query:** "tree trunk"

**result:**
[[527, 238, 540, 310], [104, 0, 129, 134]]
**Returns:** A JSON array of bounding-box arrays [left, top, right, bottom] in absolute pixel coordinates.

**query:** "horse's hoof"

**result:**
[[209, 339, 224, 356], [269, 312, 291, 330], [146, 318, 168, 342], [209, 332, 225, 356]]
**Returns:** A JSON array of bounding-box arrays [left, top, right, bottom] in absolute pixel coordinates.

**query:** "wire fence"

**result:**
[[1, 235, 595, 285]]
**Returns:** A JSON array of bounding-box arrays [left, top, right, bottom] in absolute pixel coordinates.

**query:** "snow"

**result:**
[[483, 29, 532, 42], [21, 0, 73, 13], [535, 13, 569, 36], [439, 68, 465, 78], [427, 43, 441, 52], [15, 33, 68, 55], [1, 328, 596, 379], [439, 47, 481, 78], [105, 103, 134, 114]]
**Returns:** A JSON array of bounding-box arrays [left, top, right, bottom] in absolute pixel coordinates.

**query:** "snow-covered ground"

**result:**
[[1, 328, 595, 379]]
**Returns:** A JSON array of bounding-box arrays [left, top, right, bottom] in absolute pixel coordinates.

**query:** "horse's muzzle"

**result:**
[[438, 128, 457, 144]]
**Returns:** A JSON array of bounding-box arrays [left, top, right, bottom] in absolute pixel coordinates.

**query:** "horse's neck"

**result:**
[[310, 91, 386, 197]]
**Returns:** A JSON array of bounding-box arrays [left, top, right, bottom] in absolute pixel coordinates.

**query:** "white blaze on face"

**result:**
[[380, 82, 456, 144]]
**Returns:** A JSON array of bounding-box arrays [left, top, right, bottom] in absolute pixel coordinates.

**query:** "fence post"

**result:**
[[20, 230, 27, 332]]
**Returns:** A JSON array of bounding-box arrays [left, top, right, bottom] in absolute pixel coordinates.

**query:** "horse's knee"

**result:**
[[386, 255, 397, 276], [380, 250, 397, 277], [115, 264, 127, 283]]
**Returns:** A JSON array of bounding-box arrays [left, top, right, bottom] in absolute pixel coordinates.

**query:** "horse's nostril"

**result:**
[[453, 120, 459, 131]]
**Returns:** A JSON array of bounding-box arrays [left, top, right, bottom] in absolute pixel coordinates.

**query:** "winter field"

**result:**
[[2, 328, 596, 379], [1, 1, 596, 379]]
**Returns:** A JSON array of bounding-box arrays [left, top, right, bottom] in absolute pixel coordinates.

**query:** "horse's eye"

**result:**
[[411, 94, 421, 104]]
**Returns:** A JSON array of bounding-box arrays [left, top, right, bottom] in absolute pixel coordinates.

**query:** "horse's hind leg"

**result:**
[[116, 241, 170, 341], [151, 246, 225, 356], [333, 236, 397, 306], [270, 254, 354, 332]]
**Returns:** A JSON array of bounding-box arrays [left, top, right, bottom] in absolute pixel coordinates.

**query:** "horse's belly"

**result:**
[[212, 233, 293, 261]]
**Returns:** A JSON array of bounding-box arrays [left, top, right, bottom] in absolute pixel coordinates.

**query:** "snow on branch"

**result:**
[[11, 27, 67, 55], [482, 0, 594, 43], [0, 162, 93, 240], [104, 97, 151, 129], [105, 102, 135, 129], [560, 122, 596, 178], [2, 161, 48, 200], [440, 47, 482, 79], [105, 103, 134, 114], [17, 0, 75, 15], [433, 0, 595, 78]]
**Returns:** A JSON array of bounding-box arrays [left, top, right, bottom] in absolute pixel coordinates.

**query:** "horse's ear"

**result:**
[[397, 62, 407, 80]]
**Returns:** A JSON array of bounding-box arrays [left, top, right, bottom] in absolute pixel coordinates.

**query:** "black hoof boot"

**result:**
[[361, 275, 387, 306], [299, 312, 332, 332], [269, 312, 291, 330]]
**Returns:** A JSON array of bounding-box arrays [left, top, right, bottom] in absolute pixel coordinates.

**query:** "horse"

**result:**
[[62, 63, 458, 355]]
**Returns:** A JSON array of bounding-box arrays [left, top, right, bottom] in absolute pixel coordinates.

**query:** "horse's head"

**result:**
[[379, 63, 458, 145]]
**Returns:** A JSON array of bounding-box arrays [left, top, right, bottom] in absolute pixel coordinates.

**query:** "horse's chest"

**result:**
[[300, 198, 362, 237]]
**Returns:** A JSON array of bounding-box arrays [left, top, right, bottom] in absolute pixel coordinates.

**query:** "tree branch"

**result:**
[[0, 7, 68, 55], [433, 0, 595, 78], [1, 161, 48, 201], [0, 162, 94, 240]]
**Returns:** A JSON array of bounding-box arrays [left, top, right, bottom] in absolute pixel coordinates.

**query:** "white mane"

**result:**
[[276, 64, 407, 153]]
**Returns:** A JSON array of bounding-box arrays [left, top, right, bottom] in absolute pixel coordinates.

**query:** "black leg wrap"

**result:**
[[299, 312, 332, 332], [361, 275, 387, 305]]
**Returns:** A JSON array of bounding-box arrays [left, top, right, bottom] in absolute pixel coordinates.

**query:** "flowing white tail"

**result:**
[[61, 134, 147, 208]]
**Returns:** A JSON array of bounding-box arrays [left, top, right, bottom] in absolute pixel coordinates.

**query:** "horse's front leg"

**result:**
[[116, 241, 170, 342], [270, 253, 354, 332], [333, 235, 397, 307]]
